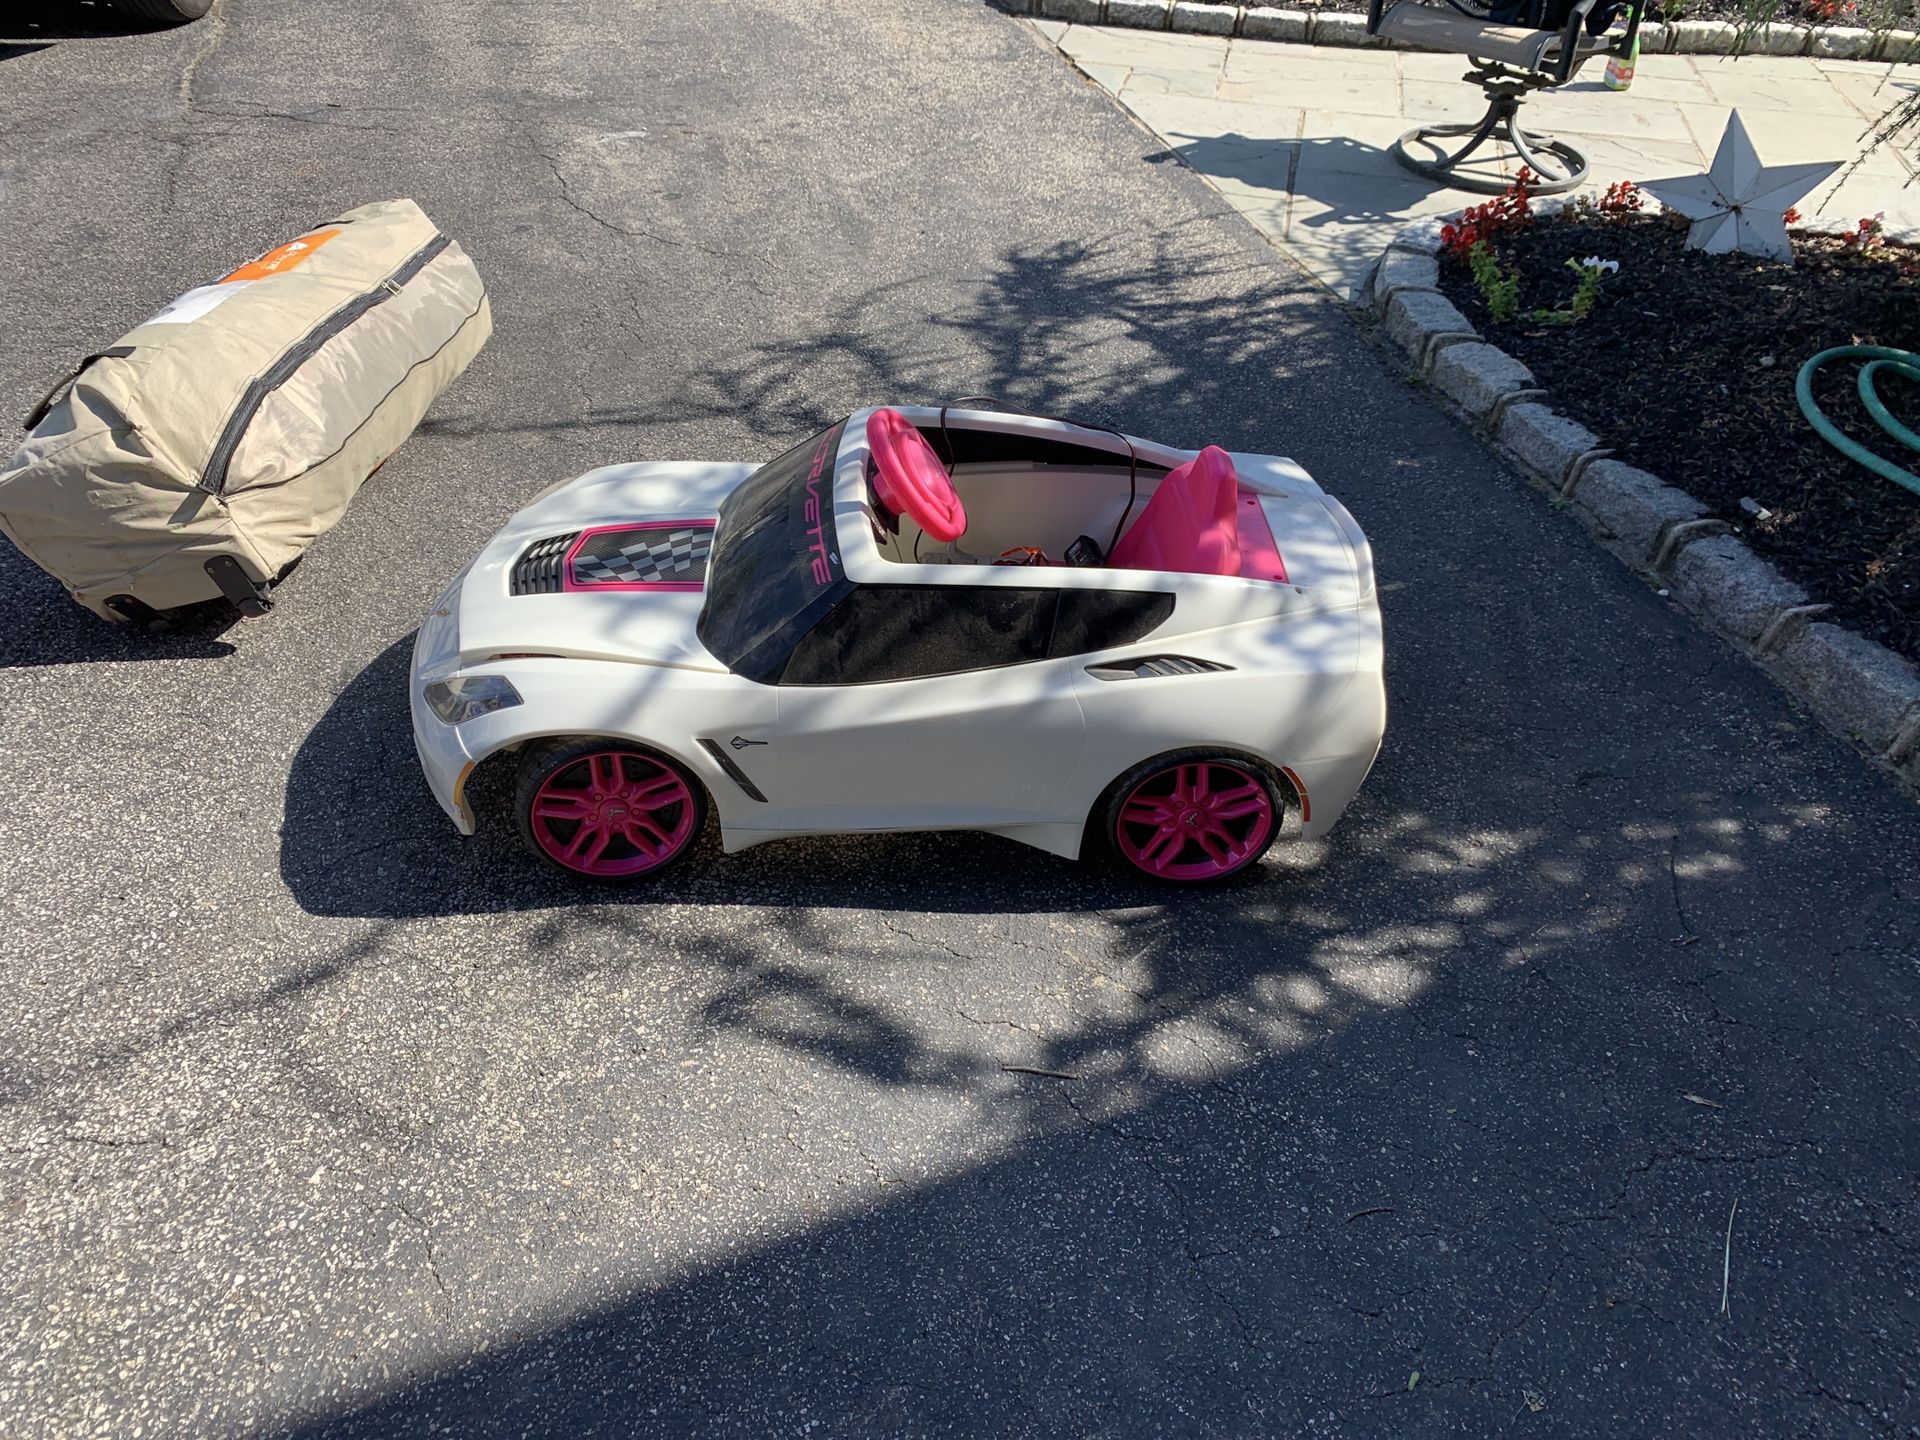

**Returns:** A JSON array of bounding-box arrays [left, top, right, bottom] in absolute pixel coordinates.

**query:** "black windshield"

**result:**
[[697, 421, 852, 682]]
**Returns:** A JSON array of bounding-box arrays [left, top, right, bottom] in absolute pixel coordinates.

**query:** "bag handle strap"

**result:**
[[24, 347, 136, 431]]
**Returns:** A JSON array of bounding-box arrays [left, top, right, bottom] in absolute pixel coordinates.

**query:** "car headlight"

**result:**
[[423, 675, 523, 725]]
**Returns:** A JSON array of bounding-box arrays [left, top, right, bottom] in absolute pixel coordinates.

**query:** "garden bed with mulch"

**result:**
[[1434, 205, 1920, 664]]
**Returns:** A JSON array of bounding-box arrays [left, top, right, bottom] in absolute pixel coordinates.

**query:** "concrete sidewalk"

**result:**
[[1038, 19, 1920, 292]]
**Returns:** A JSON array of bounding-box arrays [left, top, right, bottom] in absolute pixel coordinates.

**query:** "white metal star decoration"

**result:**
[[1638, 111, 1839, 264]]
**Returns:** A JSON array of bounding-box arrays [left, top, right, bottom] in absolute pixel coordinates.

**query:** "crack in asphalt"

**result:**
[[55, 1130, 169, 1149], [1486, 1254, 1569, 1367], [1363, 1373, 1491, 1401], [1800, 1384, 1898, 1436], [528, 137, 774, 289], [1555, 1140, 1826, 1226], [375, 1198, 449, 1299], [876, 916, 978, 964], [952, 1006, 1038, 1035], [175, 0, 227, 116], [187, 101, 415, 137], [1061, 1090, 1267, 1371]]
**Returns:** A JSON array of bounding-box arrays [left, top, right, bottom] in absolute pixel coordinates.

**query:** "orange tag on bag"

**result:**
[[221, 227, 344, 283]]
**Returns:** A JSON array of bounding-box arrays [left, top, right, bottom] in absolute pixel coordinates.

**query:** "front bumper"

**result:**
[[410, 570, 479, 833]]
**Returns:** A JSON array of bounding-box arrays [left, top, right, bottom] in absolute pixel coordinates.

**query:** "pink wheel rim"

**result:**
[[1115, 761, 1275, 881], [528, 750, 697, 878]]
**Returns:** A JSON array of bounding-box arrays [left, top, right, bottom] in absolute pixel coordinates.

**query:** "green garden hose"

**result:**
[[1796, 345, 1920, 498]]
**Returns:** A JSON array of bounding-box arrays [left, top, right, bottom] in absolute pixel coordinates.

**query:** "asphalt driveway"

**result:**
[[1, 1, 1917, 1435]]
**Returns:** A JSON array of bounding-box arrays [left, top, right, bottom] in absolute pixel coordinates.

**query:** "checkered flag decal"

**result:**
[[570, 526, 714, 586]]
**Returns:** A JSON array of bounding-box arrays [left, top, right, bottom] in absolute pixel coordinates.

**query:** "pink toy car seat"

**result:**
[[1108, 445, 1242, 577]]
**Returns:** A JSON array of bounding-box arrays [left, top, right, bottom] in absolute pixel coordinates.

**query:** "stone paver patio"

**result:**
[[1037, 19, 1920, 293]]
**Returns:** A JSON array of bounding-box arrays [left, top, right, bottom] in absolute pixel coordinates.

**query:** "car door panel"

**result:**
[[769, 662, 1087, 830], [760, 584, 1086, 830]]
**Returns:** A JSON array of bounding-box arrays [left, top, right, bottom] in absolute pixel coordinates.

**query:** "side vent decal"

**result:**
[[697, 737, 769, 803], [509, 532, 578, 595], [1085, 655, 1234, 681]]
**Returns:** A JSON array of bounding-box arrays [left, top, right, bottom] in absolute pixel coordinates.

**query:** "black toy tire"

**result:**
[[108, 0, 216, 23]]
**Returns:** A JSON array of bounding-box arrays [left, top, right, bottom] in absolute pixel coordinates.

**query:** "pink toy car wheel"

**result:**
[[1106, 753, 1280, 883], [515, 739, 706, 880]]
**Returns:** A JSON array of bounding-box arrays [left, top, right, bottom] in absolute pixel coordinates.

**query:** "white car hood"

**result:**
[[451, 460, 755, 671]]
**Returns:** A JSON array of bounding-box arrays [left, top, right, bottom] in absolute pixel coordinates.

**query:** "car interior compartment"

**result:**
[[866, 417, 1287, 584]]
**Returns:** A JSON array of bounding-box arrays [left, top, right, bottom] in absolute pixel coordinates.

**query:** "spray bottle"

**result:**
[[1604, 13, 1640, 90]]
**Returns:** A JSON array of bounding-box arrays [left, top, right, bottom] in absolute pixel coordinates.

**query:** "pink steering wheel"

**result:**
[[866, 408, 967, 544]]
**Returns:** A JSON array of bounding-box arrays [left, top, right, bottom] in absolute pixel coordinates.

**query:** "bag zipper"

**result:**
[[198, 232, 453, 497]]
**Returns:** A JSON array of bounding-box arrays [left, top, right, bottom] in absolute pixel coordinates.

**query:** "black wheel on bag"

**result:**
[[107, 0, 215, 23]]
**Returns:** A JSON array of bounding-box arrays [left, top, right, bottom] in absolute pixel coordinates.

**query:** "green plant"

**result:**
[[1528, 256, 1619, 327], [1468, 241, 1521, 323], [1557, 181, 1643, 227]]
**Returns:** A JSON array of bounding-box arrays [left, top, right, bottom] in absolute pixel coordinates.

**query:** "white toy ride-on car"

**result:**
[[409, 405, 1385, 884]]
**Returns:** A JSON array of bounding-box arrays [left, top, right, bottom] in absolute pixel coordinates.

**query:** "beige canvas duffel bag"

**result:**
[[0, 198, 491, 623]]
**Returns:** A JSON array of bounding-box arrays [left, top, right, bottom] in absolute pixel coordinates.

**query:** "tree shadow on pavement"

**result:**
[[409, 227, 1346, 455], [271, 766, 1920, 1437], [255, 220, 1920, 1437]]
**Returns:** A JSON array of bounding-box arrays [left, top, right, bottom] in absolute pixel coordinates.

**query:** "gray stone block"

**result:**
[[1887, 711, 1920, 766], [1429, 342, 1536, 421], [1382, 289, 1475, 366], [1770, 622, 1920, 755], [1037, 0, 1105, 21], [1310, 11, 1374, 46], [1496, 402, 1602, 487], [1373, 248, 1439, 309], [1745, 23, 1811, 55], [1171, 1, 1240, 34], [1390, 218, 1448, 256], [1568, 459, 1708, 566], [1810, 25, 1873, 59], [1664, 533, 1809, 645], [1241, 6, 1309, 42], [1637, 21, 1674, 53], [1899, 746, 1920, 791], [1671, 19, 1737, 53], [1878, 29, 1920, 62], [1108, 0, 1172, 27]]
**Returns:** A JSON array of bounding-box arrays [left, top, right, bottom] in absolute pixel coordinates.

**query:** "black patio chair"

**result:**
[[1364, 0, 1644, 195]]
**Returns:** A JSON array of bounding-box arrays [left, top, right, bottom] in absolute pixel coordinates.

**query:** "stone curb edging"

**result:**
[[1010, 0, 1920, 63], [1360, 215, 1920, 793]]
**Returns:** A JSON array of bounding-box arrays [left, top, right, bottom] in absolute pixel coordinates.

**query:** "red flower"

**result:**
[[1441, 172, 1536, 260], [1599, 180, 1643, 215], [1842, 213, 1886, 250]]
